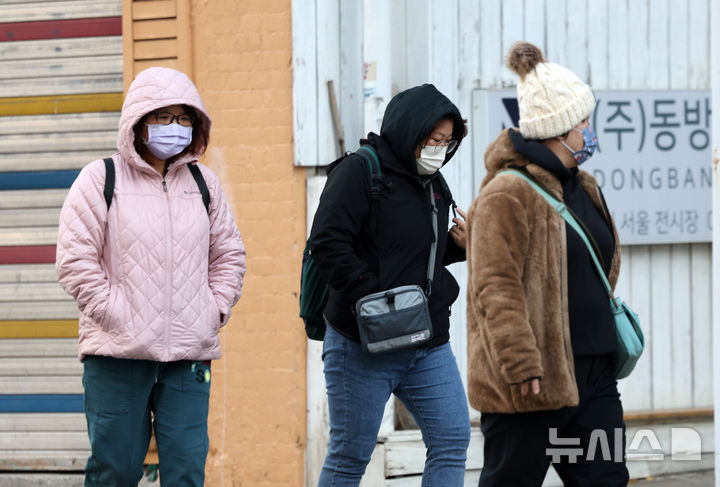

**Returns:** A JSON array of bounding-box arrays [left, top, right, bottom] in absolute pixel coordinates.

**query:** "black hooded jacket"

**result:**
[[308, 84, 466, 348]]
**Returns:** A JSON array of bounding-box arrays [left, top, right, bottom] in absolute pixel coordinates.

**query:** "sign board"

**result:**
[[473, 90, 713, 245]]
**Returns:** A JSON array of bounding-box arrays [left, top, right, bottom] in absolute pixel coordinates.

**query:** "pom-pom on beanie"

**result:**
[[506, 41, 595, 140]]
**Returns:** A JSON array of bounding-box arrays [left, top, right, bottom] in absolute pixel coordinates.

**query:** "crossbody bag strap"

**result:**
[[355, 145, 438, 297], [425, 181, 439, 296], [499, 169, 614, 300]]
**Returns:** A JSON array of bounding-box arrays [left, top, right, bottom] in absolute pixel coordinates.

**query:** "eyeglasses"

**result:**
[[422, 139, 458, 154], [147, 111, 195, 127]]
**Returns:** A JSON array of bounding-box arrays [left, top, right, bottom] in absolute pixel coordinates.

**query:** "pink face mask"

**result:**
[[143, 123, 193, 160]]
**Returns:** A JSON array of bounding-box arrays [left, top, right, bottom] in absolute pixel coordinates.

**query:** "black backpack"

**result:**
[[299, 146, 382, 341], [102, 157, 210, 213]]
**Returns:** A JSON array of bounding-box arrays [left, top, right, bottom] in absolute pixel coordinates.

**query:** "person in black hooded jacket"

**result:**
[[309, 84, 471, 486]]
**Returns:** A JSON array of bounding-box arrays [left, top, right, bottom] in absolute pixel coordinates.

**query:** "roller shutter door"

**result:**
[[0, 0, 122, 471]]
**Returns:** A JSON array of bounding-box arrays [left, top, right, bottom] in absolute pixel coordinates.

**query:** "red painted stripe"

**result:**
[[0, 246, 56, 265], [0, 17, 121, 42]]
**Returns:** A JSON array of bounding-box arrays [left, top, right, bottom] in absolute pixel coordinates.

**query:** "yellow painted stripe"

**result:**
[[0, 321, 78, 339], [0, 93, 122, 117]]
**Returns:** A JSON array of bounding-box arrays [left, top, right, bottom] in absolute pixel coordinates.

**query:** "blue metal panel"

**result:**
[[0, 394, 83, 413], [0, 170, 80, 190]]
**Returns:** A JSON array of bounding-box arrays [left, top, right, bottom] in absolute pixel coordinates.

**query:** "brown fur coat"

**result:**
[[466, 129, 621, 413]]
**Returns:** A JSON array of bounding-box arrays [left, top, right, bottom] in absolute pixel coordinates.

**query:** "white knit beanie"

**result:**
[[507, 42, 595, 140]]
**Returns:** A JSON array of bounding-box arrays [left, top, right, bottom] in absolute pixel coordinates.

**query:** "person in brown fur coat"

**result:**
[[466, 42, 629, 486]]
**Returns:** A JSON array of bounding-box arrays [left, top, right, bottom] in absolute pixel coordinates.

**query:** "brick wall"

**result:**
[[189, 1, 306, 485]]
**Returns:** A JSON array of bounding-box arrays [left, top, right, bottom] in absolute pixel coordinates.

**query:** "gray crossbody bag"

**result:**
[[354, 183, 438, 354]]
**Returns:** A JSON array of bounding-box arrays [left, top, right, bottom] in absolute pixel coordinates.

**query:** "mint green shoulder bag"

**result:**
[[500, 169, 644, 380]]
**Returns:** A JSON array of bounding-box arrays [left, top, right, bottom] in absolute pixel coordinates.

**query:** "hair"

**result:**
[[441, 114, 468, 143], [541, 130, 569, 143], [132, 105, 209, 165]]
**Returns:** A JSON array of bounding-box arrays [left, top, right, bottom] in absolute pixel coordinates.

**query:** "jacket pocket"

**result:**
[[206, 287, 221, 334], [100, 284, 125, 335]]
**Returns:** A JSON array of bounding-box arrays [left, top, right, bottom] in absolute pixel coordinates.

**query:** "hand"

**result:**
[[517, 378, 541, 396], [449, 208, 468, 249]]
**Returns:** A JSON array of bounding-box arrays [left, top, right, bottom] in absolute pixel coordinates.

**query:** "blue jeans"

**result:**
[[318, 325, 470, 487], [82, 356, 211, 487]]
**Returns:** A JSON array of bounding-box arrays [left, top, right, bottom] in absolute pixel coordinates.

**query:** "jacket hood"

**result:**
[[379, 84, 465, 174], [117, 67, 212, 171]]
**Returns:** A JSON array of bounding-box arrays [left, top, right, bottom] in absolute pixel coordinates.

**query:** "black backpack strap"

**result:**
[[187, 163, 210, 214], [354, 145, 384, 234], [355, 145, 383, 199], [103, 157, 115, 210]]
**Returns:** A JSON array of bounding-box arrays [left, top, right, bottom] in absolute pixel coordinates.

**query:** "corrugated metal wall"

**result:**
[[0, 0, 122, 471]]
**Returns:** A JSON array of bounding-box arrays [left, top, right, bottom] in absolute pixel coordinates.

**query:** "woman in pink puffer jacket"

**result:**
[[56, 67, 246, 486]]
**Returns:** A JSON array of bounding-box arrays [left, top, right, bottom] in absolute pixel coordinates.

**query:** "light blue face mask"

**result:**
[[560, 125, 598, 165]]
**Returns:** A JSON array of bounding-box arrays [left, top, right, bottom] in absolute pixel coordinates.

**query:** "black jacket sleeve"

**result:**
[[308, 155, 380, 305], [443, 233, 466, 265]]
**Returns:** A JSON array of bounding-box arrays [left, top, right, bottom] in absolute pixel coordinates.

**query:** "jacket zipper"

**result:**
[[162, 176, 172, 360]]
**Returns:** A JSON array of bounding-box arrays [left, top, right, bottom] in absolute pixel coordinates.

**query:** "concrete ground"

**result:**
[[0, 469, 713, 486], [0, 472, 713, 486], [0, 473, 158, 486], [632, 470, 714, 486]]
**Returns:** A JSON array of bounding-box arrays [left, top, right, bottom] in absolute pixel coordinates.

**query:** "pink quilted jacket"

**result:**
[[56, 67, 246, 362]]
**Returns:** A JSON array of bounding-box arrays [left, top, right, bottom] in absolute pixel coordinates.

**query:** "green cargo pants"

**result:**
[[82, 355, 211, 487]]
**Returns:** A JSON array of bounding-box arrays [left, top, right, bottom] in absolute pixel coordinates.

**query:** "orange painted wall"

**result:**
[[191, 2, 307, 486], [124, 0, 307, 485]]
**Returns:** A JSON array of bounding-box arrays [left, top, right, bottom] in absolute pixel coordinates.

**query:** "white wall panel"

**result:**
[[291, 0, 318, 166], [648, 0, 670, 89], [522, 0, 545, 52], [404, 0, 430, 89], [587, 0, 609, 89], [650, 245, 674, 409], [304, 176, 328, 487], [565, 0, 587, 82], [691, 244, 713, 407], [607, 2, 629, 89], [479, 0, 502, 89], [669, 2, 689, 90], [670, 246, 694, 404], [544, 0, 567, 67], [316, 0, 340, 161], [688, 0, 710, 90], [618, 247, 652, 410], [292, 0, 364, 165], [628, 0, 650, 89], [339, 0, 364, 152], [501, 0, 524, 88]]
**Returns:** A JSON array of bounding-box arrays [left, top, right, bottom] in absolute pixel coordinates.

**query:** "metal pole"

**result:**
[[711, 0, 720, 484]]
